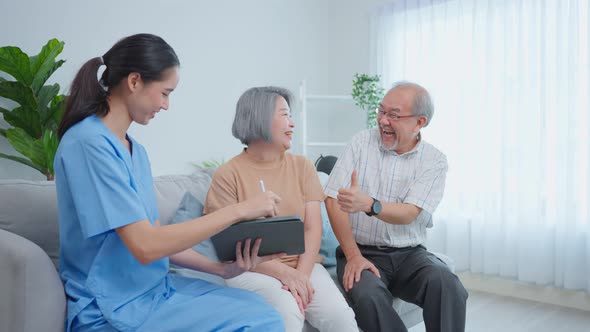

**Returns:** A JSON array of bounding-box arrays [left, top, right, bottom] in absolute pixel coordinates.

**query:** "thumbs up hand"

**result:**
[[337, 170, 373, 214], [350, 169, 359, 188]]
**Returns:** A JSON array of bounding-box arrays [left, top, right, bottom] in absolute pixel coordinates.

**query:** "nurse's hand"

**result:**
[[238, 191, 281, 220], [221, 238, 285, 279]]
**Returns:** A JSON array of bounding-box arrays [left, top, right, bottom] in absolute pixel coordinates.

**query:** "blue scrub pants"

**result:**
[[71, 275, 285, 332]]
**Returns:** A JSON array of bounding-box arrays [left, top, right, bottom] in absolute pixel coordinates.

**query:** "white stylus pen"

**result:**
[[259, 179, 266, 192]]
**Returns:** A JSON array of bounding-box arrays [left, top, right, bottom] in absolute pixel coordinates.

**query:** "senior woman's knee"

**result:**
[[261, 288, 304, 331]]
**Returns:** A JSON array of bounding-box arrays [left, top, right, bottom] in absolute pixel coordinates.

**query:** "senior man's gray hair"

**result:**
[[391, 81, 434, 127]]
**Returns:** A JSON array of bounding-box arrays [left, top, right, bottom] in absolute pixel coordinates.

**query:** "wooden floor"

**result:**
[[408, 290, 590, 332]]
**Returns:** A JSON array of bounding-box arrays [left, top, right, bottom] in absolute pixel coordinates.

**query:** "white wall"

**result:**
[[0, 0, 384, 180]]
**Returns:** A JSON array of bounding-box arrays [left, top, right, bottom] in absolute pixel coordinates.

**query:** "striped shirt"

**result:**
[[324, 128, 448, 248]]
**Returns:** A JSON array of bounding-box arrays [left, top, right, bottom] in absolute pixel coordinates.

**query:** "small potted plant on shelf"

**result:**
[[0, 39, 66, 180], [351, 73, 385, 128]]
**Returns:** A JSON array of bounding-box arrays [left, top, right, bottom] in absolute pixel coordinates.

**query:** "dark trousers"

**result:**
[[336, 245, 468, 332]]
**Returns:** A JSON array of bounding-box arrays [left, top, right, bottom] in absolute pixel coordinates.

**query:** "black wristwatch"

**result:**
[[365, 197, 382, 216]]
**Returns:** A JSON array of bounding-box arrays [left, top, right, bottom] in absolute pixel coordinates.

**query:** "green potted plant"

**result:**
[[351, 73, 385, 128], [193, 158, 225, 176], [0, 39, 66, 180]]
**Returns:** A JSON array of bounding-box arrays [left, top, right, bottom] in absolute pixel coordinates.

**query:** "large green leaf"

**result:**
[[0, 46, 33, 85], [32, 60, 65, 91], [0, 152, 45, 174], [1, 106, 41, 138], [37, 83, 59, 114], [0, 81, 37, 110], [30, 39, 65, 94], [42, 129, 58, 177], [42, 94, 65, 130], [1, 39, 66, 179], [5, 127, 47, 168], [33, 60, 65, 95]]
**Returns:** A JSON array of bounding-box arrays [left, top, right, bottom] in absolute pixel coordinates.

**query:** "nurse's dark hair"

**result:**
[[58, 33, 179, 140]]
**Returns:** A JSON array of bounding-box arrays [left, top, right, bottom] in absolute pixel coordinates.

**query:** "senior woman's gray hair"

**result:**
[[232, 86, 294, 145], [391, 81, 434, 127]]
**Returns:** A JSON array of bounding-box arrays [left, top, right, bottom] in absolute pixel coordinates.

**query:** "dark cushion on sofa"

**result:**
[[169, 192, 224, 285]]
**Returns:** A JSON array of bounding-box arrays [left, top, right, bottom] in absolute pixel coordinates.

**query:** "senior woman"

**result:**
[[204, 86, 358, 332]]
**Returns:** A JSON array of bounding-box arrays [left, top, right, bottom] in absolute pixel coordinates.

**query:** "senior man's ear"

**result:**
[[415, 116, 428, 130]]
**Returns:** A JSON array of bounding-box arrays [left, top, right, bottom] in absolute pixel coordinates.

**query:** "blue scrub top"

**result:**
[[55, 115, 172, 331]]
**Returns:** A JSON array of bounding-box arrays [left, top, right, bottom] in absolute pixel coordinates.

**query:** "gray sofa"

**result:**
[[0, 171, 451, 332]]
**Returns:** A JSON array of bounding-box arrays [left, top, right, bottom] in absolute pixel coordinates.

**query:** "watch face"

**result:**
[[373, 199, 383, 215]]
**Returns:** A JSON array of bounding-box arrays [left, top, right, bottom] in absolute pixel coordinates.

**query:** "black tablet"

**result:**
[[211, 215, 305, 262]]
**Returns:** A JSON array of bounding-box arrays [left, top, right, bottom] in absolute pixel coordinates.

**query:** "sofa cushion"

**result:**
[[168, 192, 224, 285], [0, 180, 60, 268], [153, 172, 212, 226], [0, 172, 213, 270]]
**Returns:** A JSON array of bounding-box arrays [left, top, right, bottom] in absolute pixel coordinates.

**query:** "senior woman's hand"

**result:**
[[277, 267, 315, 314], [221, 238, 285, 279]]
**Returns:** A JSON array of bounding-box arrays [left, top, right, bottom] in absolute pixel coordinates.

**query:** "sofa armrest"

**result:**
[[0, 229, 66, 332]]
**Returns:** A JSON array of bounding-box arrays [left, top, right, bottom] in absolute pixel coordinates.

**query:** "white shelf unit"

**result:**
[[298, 80, 353, 157]]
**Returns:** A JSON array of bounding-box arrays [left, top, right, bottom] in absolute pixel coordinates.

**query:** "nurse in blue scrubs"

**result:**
[[54, 33, 285, 332]]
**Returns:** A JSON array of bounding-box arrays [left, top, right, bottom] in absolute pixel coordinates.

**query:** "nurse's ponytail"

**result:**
[[58, 34, 179, 140], [58, 57, 108, 140]]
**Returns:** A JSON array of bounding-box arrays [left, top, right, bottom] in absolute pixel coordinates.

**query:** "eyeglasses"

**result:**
[[376, 107, 418, 121]]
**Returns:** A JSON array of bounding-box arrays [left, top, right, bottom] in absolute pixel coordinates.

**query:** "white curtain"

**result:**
[[371, 0, 589, 291]]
